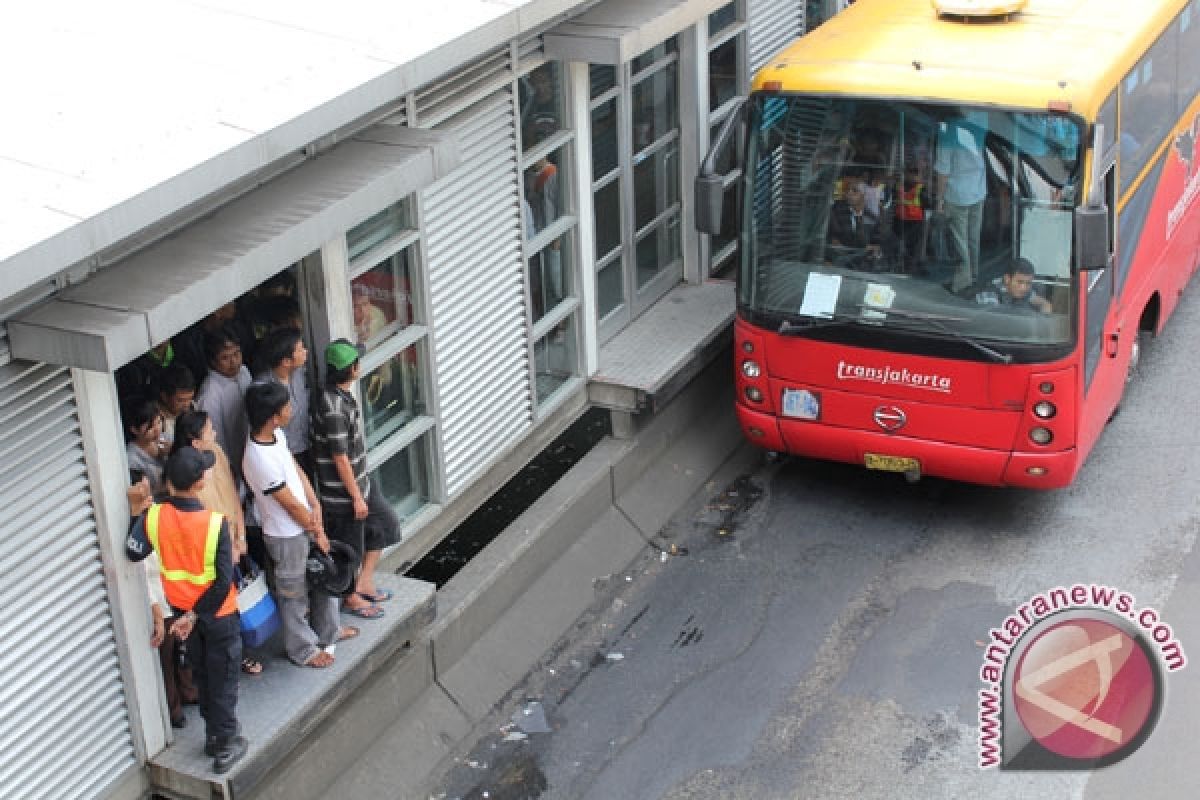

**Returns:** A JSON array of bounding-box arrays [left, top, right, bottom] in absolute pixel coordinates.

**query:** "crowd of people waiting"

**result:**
[[121, 272, 400, 774]]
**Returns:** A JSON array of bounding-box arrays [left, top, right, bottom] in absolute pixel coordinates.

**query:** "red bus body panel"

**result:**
[[735, 321, 1082, 488]]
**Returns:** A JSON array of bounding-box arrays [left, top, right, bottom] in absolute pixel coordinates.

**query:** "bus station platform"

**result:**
[[589, 280, 736, 435], [147, 573, 436, 800]]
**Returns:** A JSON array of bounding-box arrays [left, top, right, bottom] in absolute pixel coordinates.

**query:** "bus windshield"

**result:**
[[740, 95, 1084, 357]]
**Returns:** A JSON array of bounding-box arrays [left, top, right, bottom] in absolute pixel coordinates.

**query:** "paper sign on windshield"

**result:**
[[799, 273, 842, 317]]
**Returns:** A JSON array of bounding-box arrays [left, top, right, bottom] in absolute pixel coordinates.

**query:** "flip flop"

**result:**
[[357, 588, 394, 604], [344, 602, 384, 619], [304, 651, 335, 668], [240, 657, 264, 675]]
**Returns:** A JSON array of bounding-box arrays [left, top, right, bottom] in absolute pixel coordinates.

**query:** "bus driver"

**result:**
[[975, 257, 1053, 314]]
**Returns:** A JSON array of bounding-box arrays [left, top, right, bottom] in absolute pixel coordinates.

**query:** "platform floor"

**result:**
[[590, 280, 735, 414], [149, 572, 435, 800]]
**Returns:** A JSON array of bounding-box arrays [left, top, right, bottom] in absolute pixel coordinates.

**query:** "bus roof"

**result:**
[[756, 0, 1185, 119]]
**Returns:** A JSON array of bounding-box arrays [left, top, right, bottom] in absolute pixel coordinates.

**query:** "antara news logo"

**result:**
[[978, 583, 1186, 770]]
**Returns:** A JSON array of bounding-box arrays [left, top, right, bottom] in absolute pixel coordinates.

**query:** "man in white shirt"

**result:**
[[195, 326, 253, 476], [243, 381, 355, 668]]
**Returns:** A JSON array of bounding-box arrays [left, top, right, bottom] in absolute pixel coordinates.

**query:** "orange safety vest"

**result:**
[[897, 184, 925, 221], [146, 503, 238, 617]]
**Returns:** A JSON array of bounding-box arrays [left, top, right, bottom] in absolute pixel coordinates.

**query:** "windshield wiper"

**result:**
[[778, 314, 863, 334], [854, 304, 1013, 364]]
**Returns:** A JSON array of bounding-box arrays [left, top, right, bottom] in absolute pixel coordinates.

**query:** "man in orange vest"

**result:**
[[127, 446, 248, 774], [896, 164, 930, 272]]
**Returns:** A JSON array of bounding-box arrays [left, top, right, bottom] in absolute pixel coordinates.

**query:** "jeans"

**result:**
[[264, 534, 340, 665]]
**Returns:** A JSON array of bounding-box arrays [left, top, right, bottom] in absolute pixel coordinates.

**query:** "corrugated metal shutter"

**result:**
[[748, 0, 805, 73], [0, 315, 138, 799], [419, 74, 532, 497]]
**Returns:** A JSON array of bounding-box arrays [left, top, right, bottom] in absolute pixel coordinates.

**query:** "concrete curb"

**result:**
[[265, 350, 742, 800]]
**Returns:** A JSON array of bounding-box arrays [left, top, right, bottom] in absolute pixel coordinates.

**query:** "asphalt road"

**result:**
[[431, 282, 1200, 800]]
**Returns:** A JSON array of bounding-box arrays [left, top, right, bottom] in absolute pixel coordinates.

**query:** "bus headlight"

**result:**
[[1033, 401, 1057, 419], [742, 360, 762, 379], [1029, 427, 1053, 445], [745, 387, 764, 403]]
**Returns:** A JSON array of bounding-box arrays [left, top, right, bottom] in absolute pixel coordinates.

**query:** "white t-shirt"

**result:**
[[242, 429, 309, 538]]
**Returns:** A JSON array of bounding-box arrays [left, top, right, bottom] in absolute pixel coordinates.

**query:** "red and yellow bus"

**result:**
[[697, 0, 1200, 488]]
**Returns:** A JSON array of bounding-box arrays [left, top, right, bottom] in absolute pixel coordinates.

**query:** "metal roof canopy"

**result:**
[[0, 0, 584, 304], [7, 126, 459, 372], [543, 0, 728, 64]]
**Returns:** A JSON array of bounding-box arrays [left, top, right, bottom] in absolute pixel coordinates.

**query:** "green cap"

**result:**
[[325, 338, 365, 370]]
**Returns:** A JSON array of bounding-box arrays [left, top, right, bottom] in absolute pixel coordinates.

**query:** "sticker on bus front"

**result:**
[[781, 388, 820, 420]]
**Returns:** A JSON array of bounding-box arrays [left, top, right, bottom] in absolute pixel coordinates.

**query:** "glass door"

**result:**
[[591, 38, 684, 343]]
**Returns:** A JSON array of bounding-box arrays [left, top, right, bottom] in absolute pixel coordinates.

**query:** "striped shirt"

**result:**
[[311, 385, 369, 510]]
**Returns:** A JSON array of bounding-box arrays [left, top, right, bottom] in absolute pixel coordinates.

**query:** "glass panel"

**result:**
[[634, 143, 679, 232], [633, 62, 678, 151], [347, 201, 412, 263], [524, 146, 567, 238], [597, 258, 624, 319], [709, 36, 739, 112], [520, 62, 565, 151], [591, 98, 619, 179], [740, 95, 1082, 352], [593, 179, 622, 259], [636, 213, 681, 288], [711, 245, 738, 281], [362, 344, 424, 448], [590, 64, 616, 99], [351, 247, 415, 348], [370, 434, 429, 520], [1098, 91, 1117, 154], [632, 38, 677, 75], [534, 314, 578, 407], [709, 3, 738, 38], [1182, 2, 1200, 113], [528, 236, 572, 323], [1121, 25, 1178, 190]]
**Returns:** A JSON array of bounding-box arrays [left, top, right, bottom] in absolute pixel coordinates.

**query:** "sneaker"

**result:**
[[212, 735, 249, 774]]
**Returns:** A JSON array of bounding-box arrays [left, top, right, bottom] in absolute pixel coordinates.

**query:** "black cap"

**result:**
[[165, 446, 216, 490], [306, 540, 360, 595]]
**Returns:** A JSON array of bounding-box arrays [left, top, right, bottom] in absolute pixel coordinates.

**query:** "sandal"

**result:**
[[304, 651, 335, 668], [357, 588, 393, 604], [343, 601, 384, 619], [240, 657, 264, 676]]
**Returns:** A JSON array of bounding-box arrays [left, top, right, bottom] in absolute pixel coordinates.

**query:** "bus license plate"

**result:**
[[864, 453, 920, 473]]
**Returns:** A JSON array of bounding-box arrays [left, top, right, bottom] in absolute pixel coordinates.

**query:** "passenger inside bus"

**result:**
[[827, 176, 885, 267]]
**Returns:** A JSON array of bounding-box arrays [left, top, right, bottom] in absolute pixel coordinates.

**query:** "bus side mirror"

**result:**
[[694, 96, 746, 235], [695, 174, 725, 235], [1074, 205, 1108, 271]]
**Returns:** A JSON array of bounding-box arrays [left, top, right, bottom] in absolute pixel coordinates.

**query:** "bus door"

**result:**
[[1082, 155, 1120, 444]]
